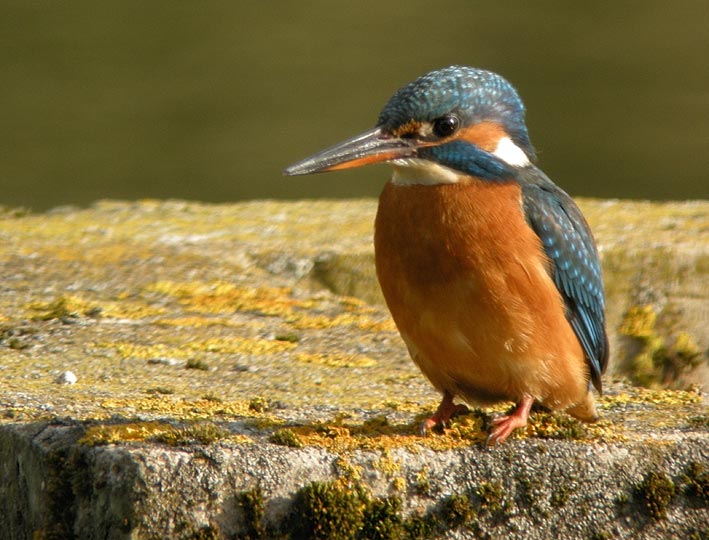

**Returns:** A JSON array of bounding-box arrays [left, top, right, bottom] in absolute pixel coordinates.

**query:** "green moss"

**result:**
[[288, 478, 481, 540], [289, 480, 368, 540], [275, 332, 300, 343], [414, 466, 431, 496], [44, 448, 78, 539], [248, 397, 270, 413], [402, 512, 435, 540], [518, 474, 549, 519], [42, 446, 133, 539], [615, 492, 629, 505], [360, 496, 404, 540], [146, 386, 175, 395], [687, 414, 709, 430], [687, 527, 709, 540], [635, 471, 675, 520], [653, 331, 704, 386], [550, 483, 571, 508], [681, 462, 709, 504], [29, 297, 78, 322], [154, 422, 230, 446], [590, 531, 612, 540], [269, 428, 303, 448], [438, 493, 476, 529], [186, 358, 210, 371], [187, 526, 223, 540], [476, 480, 505, 515], [619, 304, 705, 388], [237, 486, 266, 540], [0, 324, 37, 351], [362, 414, 392, 433], [528, 412, 586, 440]]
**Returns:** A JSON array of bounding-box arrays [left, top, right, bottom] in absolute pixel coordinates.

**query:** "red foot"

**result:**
[[420, 392, 469, 435], [487, 395, 534, 446]]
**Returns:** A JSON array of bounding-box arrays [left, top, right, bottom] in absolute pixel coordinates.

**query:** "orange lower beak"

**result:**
[[284, 127, 416, 176]]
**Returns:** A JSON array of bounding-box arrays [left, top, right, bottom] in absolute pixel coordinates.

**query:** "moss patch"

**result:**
[[634, 471, 676, 520], [476, 480, 510, 520], [293, 352, 377, 369], [237, 486, 266, 540], [618, 304, 705, 387], [287, 478, 480, 540], [289, 479, 370, 540], [526, 412, 587, 441], [681, 462, 709, 504], [80, 420, 241, 446], [269, 428, 303, 448], [186, 358, 210, 371]]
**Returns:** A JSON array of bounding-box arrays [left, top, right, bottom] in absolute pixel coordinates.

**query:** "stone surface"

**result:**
[[0, 199, 707, 539]]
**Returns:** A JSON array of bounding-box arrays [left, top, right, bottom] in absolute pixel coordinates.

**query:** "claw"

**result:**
[[420, 391, 469, 435], [486, 396, 534, 446]]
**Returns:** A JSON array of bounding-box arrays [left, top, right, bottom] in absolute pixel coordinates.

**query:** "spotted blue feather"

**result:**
[[520, 170, 609, 392]]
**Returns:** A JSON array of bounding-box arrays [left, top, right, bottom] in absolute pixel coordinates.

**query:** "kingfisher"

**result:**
[[284, 66, 608, 445]]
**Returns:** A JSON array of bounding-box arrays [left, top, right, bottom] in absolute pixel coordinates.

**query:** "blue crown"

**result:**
[[377, 66, 535, 160]]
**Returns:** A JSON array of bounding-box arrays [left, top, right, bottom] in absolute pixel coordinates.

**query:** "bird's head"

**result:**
[[285, 66, 536, 184]]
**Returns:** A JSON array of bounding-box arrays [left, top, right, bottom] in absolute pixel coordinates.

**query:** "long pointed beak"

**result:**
[[283, 127, 416, 176]]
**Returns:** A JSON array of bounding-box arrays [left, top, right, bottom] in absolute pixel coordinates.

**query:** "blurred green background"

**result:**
[[1, 1, 707, 211]]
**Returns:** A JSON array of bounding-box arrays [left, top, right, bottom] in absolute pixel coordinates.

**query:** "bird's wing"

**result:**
[[519, 169, 608, 393]]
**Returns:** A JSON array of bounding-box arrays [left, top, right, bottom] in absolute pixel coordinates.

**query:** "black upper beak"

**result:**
[[283, 127, 417, 176]]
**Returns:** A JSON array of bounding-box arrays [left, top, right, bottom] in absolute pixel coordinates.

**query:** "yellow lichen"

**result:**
[[99, 300, 167, 319], [25, 294, 165, 321], [335, 457, 363, 482], [100, 342, 189, 360], [97, 335, 296, 360], [584, 419, 629, 443], [98, 396, 256, 420], [600, 388, 701, 408], [154, 316, 243, 328], [145, 280, 315, 316], [190, 337, 297, 355], [526, 413, 587, 440], [392, 477, 406, 492], [291, 312, 395, 332], [294, 353, 377, 368], [374, 449, 402, 477], [80, 421, 176, 446], [79, 420, 249, 447]]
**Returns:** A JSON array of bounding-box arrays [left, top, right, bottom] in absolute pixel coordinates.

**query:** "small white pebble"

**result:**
[[56, 371, 77, 385]]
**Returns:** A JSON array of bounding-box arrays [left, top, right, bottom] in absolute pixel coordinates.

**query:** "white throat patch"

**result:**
[[492, 137, 530, 167], [391, 158, 461, 186]]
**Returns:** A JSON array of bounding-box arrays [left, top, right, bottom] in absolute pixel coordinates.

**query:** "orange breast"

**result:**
[[374, 179, 588, 410]]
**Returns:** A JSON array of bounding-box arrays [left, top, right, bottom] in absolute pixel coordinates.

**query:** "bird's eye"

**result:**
[[432, 115, 460, 138]]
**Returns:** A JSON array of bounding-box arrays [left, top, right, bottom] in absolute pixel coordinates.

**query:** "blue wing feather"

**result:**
[[520, 170, 609, 393]]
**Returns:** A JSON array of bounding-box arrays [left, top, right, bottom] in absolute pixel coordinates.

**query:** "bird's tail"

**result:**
[[566, 392, 599, 423]]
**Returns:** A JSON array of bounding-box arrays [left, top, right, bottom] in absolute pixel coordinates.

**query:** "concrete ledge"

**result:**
[[2, 415, 707, 539], [0, 199, 708, 539]]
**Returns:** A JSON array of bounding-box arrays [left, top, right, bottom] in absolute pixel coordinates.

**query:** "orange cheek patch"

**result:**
[[455, 122, 507, 152]]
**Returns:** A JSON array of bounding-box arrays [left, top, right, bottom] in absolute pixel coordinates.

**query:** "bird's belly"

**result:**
[[374, 181, 588, 408]]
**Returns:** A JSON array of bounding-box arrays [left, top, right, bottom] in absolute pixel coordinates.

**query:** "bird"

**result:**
[[284, 66, 608, 445]]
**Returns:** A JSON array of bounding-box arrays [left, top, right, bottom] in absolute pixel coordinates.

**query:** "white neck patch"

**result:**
[[492, 137, 530, 167], [391, 158, 461, 186]]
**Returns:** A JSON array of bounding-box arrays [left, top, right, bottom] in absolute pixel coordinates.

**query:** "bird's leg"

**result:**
[[420, 391, 469, 435], [487, 395, 534, 446]]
